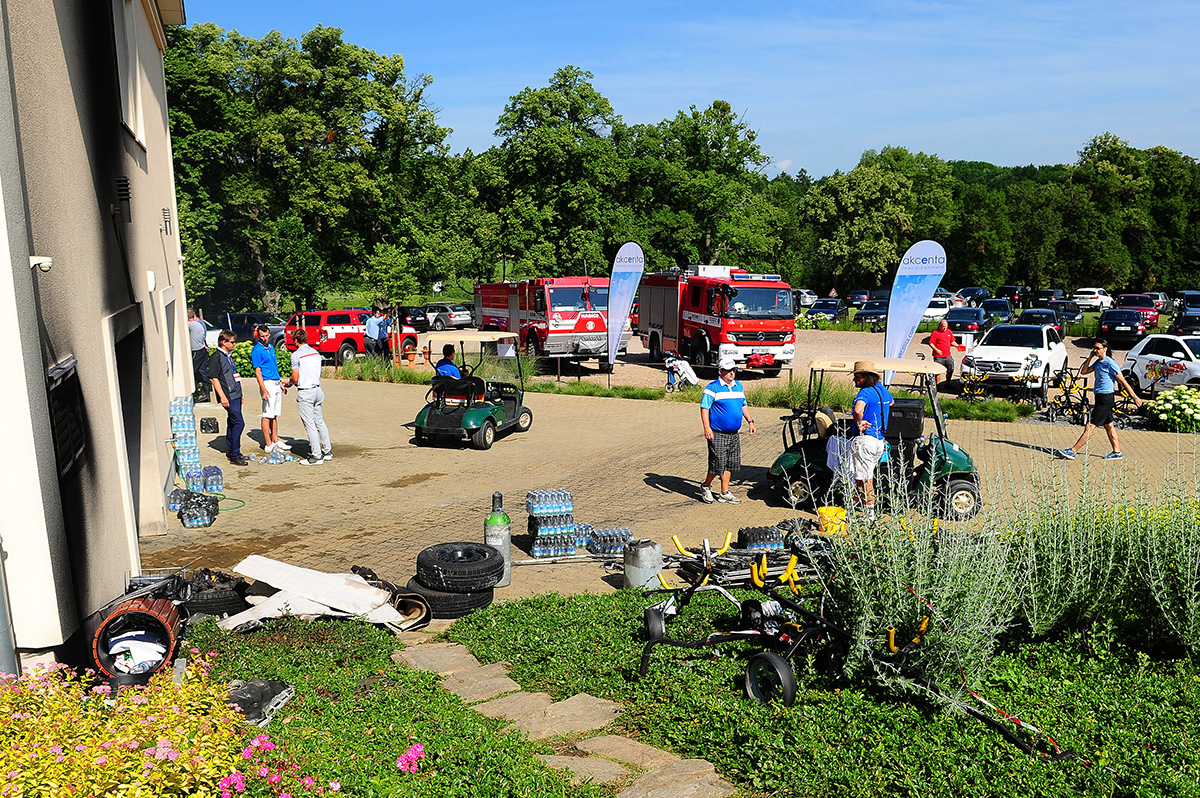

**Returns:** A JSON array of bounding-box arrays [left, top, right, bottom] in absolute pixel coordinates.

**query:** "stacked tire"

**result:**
[[406, 542, 505, 619]]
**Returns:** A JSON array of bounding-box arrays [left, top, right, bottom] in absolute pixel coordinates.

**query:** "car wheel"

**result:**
[[402, 335, 418, 353], [471, 419, 496, 450], [516, 407, 533, 432], [942, 478, 981, 521], [404, 576, 493, 620], [415, 542, 505, 593], [414, 428, 431, 447], [743, 652, 797, 707], [336, 341, 357, 365], [274, 338, 289, 355], [1039, 366, 1050, 407], [649, 334, 662, 362], [433, 318, 446, 332]]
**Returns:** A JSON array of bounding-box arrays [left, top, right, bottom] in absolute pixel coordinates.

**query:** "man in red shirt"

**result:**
[[928, 318, 956, 388]]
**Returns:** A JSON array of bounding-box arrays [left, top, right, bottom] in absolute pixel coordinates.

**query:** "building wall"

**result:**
[[1, 0, 187, 649]]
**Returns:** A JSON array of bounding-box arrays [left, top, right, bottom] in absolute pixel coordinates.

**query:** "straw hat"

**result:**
[[852, 360, 878, 375]]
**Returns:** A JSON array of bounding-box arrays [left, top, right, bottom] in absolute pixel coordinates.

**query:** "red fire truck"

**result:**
[[474, 276, 632, 369], [637, 265, 796, 374]]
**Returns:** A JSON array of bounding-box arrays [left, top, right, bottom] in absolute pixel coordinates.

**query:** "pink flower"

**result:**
[[222, 793, 232, 798], [302, 776, 315, 788], [329, 782, 340, 792], [73, 745, 86, 752], [93, 756, 108, 765], [268, 774, 282, 785], [49, 746, 61, 755], [258, 766, 270, 777], [190, 647, 200, 654], [241, 747, 254, 759]]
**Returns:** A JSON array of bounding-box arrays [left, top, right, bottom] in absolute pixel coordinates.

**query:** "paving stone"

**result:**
[[576, 735, 679, 769], [474, 691, 554, 721], [395, 630, 438, 646], [512, 693, 623, 740], [424, 618, 457, 634], [536, 754, 629, 785], [393, 644, 480, 675], [442, 663, 520, 703], [617, 759, 736, 798]]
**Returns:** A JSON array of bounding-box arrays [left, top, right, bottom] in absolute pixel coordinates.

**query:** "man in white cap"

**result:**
[[851, 360, 893, 519], [699, 357, 756, 504]]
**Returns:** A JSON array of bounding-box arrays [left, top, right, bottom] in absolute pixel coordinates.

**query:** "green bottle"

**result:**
[[484, 491, 511, 587]]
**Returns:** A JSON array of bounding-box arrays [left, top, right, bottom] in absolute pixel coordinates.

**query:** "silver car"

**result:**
[[425, 302, 473, 331]]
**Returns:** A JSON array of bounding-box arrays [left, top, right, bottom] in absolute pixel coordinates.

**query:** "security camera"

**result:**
[[29, 256, 52, 272]]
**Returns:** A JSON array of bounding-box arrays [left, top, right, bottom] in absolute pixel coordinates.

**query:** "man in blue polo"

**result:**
[[851, 360, 893, 520], [364, 308, 391, 357], [699, 357, 756, 504], [251, 324, 288, 454]]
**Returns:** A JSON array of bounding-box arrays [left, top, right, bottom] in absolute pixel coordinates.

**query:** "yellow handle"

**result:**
[[715, 530, 733, 556], [887, 626, 898, 653], [781, 555, 799, 584], [671, 535, 689, 556], [657, 573, 671, 590], [750, 559, 765, 588], [913, 615, 930, 646]]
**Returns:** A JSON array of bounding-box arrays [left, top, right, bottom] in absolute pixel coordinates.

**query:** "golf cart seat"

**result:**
[[431, 375, 487, 407]]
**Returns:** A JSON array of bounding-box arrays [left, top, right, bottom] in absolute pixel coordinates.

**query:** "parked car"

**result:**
[[196, 317, 221, 348], [980, 298, 1014, 325], [923, 298, 951, 322], [792, 289, 817, 308], [396, 305, 432, 333], [854, 299, 889, 329], [847, 290, 870, 308], [1115, 294, 1160, 328], [1072, 287, 1114, 311], [1046, 300, 1084, 327], [1146, 292, 1170, 312], [1016, 308, 1061, 333], [932, 287, 965, 307], [806, 299, 847, 320], [425, 302, 473, 331], [997, 285, 1032, 309], [1168, 311, 1200, 337], [1175, 291, 1200, 312], [944, 307, 994, 337], [961, 324, 1069, 393], [957, 286, 992, 307], [1122, 334, 1200, 395], [216, 312, 288, 352], [1030, 288, 1066, 308], [869, 288, 891, 301], [284, 309, 419, 364], [630, 301, 639, 328], [1096, 309, 1147, 347]]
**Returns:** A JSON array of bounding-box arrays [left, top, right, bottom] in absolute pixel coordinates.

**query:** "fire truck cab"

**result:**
[[637, 265, 795, 374]]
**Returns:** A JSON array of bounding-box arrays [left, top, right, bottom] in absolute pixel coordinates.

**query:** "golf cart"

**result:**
[[409, 331, 533, 450], [767, 357, 981, 521]]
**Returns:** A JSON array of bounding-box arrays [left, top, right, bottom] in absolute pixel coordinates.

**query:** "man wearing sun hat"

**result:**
[[851, 359, 893, 520], [699, 357, 757, 504]]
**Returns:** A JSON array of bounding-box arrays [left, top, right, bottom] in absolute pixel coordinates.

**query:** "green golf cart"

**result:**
[[768, 356, 981, 521], [409, 331, 534, 450]]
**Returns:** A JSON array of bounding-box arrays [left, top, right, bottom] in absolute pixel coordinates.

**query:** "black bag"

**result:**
[[199, 417, 219, 434]]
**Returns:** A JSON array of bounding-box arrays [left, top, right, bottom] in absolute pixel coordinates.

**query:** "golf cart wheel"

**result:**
[[404, 577, 493, 619], [516, 406, 533, 432], [414, 428, 431, 447], [644, 606, 666, 641], [782, 473, 820, 509], [415, 542, 505, 592], [472, 420, 496, 450], [942, 478, 981, 522], [743, 652, 797, 706]]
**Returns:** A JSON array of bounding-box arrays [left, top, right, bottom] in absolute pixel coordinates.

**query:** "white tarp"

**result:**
[[232, 555, 395, 615]]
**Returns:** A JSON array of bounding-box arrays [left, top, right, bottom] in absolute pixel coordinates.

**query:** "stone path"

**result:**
[[394, 621, 736, 797]]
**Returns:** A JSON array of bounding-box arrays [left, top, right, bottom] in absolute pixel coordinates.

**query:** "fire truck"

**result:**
[[474, 276, 632, 369], [637, 265, 795, 374]]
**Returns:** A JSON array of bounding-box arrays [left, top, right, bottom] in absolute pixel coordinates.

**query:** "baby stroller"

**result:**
[[664, 353, 701, 392]]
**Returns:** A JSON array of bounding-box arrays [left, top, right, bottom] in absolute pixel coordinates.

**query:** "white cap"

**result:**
[[718, 357, 737, 371]]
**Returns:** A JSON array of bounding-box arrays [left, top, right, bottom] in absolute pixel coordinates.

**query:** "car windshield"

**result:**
[[811, 300, 839, 311], [1048, 302, 1075, 312], [1020, 312, 1054, 322], [1119, 295, 1153, 307], [1187, 339, 1200, 357], [723, 288, 793, 318], [981, 326, 1044, 348], [981, 300, 1009, 311], [1103, 311, 1139, 322], [862, 301, 888, 311], [548, 288, 590, 312], [945, 309, 979, 320]]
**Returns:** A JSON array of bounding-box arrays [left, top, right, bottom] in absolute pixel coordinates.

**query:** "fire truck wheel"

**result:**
[[689, 336, 708, 368], [763, 366, 782, 377], [472, 420, 496, 450], [525, 337, 541, 357], [516, 407, 533, 432], [415, 542, 504, 592], [649, 335, 662, 361]]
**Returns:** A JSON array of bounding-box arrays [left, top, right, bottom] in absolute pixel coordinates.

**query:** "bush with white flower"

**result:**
[[1147, 385, 1200, 433]]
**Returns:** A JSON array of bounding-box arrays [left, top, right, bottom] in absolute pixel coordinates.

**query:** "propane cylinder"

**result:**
[[484, 491, 512, 587]]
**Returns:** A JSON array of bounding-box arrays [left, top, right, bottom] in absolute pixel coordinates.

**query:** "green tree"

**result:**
[[946, 184, 1014, 289]]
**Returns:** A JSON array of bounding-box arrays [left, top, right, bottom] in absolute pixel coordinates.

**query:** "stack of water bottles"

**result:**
[[527, 490, 583, 558], [736, 526, 786, 552], [183, 467, 205, 493], [586, 528, 633, 556], [202, 465, 224, 494], [177, 492, 219, 529], [170, 396, 202, 470], [253, 447, 294, 465], [167, 488, 189, 512]]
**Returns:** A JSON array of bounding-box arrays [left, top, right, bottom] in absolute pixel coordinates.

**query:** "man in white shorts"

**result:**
[[850, 360, 893, 520], [283, 328, 331, 466], [251, 324, 288, 453]]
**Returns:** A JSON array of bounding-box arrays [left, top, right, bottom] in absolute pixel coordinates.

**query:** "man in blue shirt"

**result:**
[[1056, 339, 1142, 460], [251, 324, 288, 454], [699, 358, 756, 504], [434, 344, 461, 378], [365, 308, 392, 357], [851, 360, 893, 519]]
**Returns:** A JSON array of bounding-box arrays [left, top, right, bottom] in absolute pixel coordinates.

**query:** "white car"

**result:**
[[1122, 334, 1200, 395], [923, 298, 951, 321], [1072, 287, 1114, 311], [960, 324, 1069, 391], [794, 289, 817, 307]]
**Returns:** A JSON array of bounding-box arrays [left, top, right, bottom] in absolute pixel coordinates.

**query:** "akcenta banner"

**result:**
[[607, 242, 645, 366], [883, 240, 947, 383]]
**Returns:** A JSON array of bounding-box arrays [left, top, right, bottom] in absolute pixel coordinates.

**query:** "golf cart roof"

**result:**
[[428, 331, 519, 347], [807, 357, 946, 376]]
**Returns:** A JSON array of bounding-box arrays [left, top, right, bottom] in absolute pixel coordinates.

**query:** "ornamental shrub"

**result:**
[[1146, 385, 1200, 432]]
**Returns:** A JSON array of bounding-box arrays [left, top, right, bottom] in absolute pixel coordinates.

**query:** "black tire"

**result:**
[[525, 336, 540, 357], [1039, 366, 1050, 407], [516, 406, 533, 432], [781, 472, 822, 509], [743, 652, 797, 706], [414, 428, 432, 447], [942, 478, 981, 522], [433, 318, 446, 332], [415, 542, 504, 592], [649, 335, 662, 362], [644, 606, 666, 641], [184, 586, 250, 618], [337, 341, 357, 365], [401, 335, 418, 353], [689, 335, 707, 368], [763, 365, 782, 377], [405, 576, 493, 619], [472, 419, 496, 450]]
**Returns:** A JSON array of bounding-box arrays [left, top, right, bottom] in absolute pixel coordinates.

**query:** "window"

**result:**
[[111, 0, 145, 145], [47, 358, 87, 478], [326, 314, 352, 325], [302, 314, 322, 328]]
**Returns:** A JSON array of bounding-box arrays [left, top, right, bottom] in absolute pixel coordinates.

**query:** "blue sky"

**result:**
[[186, 0, 1199, 178]]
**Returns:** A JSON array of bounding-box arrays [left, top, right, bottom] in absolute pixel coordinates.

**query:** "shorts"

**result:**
[[850, 435, 886, 481], [707, 430, 741, 475], [934, 356, 955, 380], [261, 380, 283, 418], [1090, 392, 1115, 427]]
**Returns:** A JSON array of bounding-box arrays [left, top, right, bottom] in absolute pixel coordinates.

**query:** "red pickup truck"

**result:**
[[283, 309, 418, 364]]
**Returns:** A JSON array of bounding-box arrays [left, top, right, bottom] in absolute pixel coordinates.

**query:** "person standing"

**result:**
[[188, 308, 210, 402], [283, 329, 332, 466], [208, 330, 248, 465], [434, 344, 461, 378], [928, 318, 956, 387], [699, 358, 756, 504], [1056, 339, 1142, 460], [364, 308, 391, 357], [851, 360, 894, 519], [251, 324, 288, 454]]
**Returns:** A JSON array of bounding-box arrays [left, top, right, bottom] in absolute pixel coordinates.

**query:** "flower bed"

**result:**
[[1147, 385, 1200, 432]]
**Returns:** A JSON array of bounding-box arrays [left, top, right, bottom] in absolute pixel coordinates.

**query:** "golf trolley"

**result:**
[[663, 353, 700, 392]]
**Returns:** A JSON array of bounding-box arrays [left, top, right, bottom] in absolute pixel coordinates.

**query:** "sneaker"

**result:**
[[264, 442, 277, 453], [717, 491, 741, 504], [1055, 448, 1076, 460], [1103, 451, 1124, 460], [298, 456, 324, 466], [700, 485, 714, 504], [276, 441, 292, 451], [228, 455, 249, 466], [322, 452, 332, 461]]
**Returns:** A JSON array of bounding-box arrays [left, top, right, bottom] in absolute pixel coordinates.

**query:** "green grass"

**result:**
[[188, 618, 606, 798], [525, 381, 665, 400]]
